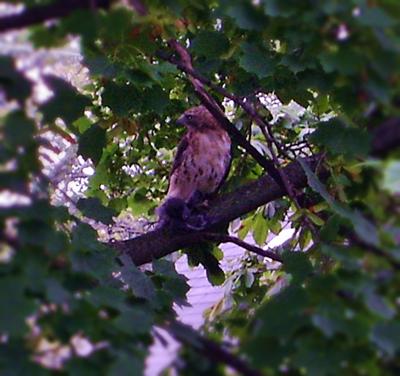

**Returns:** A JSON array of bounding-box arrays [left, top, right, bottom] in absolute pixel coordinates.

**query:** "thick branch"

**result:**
[[109, 116, 400, 266], [0, 0, 111, 33], [110, 156, 324, 265]]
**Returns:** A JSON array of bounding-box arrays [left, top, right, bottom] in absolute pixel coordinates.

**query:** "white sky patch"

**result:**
[[267, 228, 295, 248]]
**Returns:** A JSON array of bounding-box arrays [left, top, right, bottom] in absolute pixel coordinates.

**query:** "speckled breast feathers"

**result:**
[[167, 106, 231, 202]]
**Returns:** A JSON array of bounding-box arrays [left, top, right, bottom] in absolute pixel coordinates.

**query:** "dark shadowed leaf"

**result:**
[[40, 75, 91, 126], [0, 278, 36, 337], [192, 31, 229, 58], [118, 254, 156, 301], [78, 124, 107, 164], [310, 118, 371, 158], [0, 57, 32, 104], [283, 251, 313, 282], [371, 321, 400, 357], [3, 111, 35, 148], [239, 42, 273, 79], [102, 81, 142, 116], [77, 197, 116, 224]]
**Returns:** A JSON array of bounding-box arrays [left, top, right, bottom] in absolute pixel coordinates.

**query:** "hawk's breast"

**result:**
[[167, 129, 231, 201], [190, 131, 230, 194]]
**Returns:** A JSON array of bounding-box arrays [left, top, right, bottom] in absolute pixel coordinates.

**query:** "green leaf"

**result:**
[[253, 213, 268, 246], [40, 75, 91, 126], [357, 7, 395, 28], [299, 158, 379, 247], [320, 215, 342, 242], [371, 321, 400, 357], [305, 210, 325, 226], [71, 223, 104, 253], [226, 3, 266, 30], [283, 251, 313, 282], [0, 278, 36, 337], [310, 118, 371, 158], [78, 124, 107, 164], [77, 197, 116, 224], [127, 192, 154, 216], [142, 85, 169, 115], [102, 81, 142, 116], [192, 31, 229, 58], [383, 160, 400, 194], [74, 116, 93, 133], [239, 42, 273, 79], [293, 337, 345, 376], [45, 278, 71, 305], [257, 286, 309, 339], [0, 57, 32, 104], [362, 286, 395, 320], [118, 254, 156, 301], [113, 307, 154, 336], [3, 111, 35, 148], [262, 0, 296, 17], [319, 48, 363, 75], [109, 351, 144, 376]]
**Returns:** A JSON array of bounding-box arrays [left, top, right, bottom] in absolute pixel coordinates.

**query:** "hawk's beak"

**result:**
[[176, 115, 188, 127]]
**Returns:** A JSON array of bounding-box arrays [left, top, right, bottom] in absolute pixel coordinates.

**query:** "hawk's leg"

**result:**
[[185, 190, 217, 230], [187, 190, 207, 209], [156, 197, 191, 231]]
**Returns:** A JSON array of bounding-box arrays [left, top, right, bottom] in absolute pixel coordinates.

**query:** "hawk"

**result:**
[[157, 105, 231, 230]]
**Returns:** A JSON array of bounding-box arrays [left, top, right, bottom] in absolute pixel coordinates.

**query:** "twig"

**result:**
[[166, 320, 263, 376], [203, 232, 282, 262]]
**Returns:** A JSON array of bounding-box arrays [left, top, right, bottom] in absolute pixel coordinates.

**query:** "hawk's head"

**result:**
[[176, 105, 220, 131]]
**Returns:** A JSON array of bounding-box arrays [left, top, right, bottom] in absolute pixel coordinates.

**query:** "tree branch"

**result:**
[[166, 320, 263, 376], [110, 156, 324, 265], [203, 233, 283, 262], [109, 117, 400, 266], [0, 0, 110, 33]]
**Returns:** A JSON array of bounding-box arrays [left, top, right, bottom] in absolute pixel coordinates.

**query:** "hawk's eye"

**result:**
[[186, 114, 194, 121]]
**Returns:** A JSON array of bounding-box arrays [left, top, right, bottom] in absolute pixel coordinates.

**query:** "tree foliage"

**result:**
[[0, 0, 399, 375]]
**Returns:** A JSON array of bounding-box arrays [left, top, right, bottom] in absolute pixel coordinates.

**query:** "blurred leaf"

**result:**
[[310, 118, 371, 158], [3, 111, 35, 148], [239, 42, 273, 79], [253, 213, 268, 246], [109, 351, 144, 376], [357, 7, 395, 28], [226, 2, 266, 30], [383, 160, 400, 194], [283, 251, 313, 282], [0, 278, 36, 337], [299, 159, 379, 247], [113, 307, 154, 336], [119, 254, 156, 301], [78, 124, 107, 164], [143, 85, 169, 115], [371, 321, 400, 357], [40, 76, 91, 126], [0, 57, 32, 104], [192, 31, 229, 58], [77, 197, 116, 224], [102, 81, 142, 116]]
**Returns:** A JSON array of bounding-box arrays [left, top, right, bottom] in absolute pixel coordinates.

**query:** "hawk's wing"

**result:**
[[215, 142, 232, 193], [169, 133, 189, 178]]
